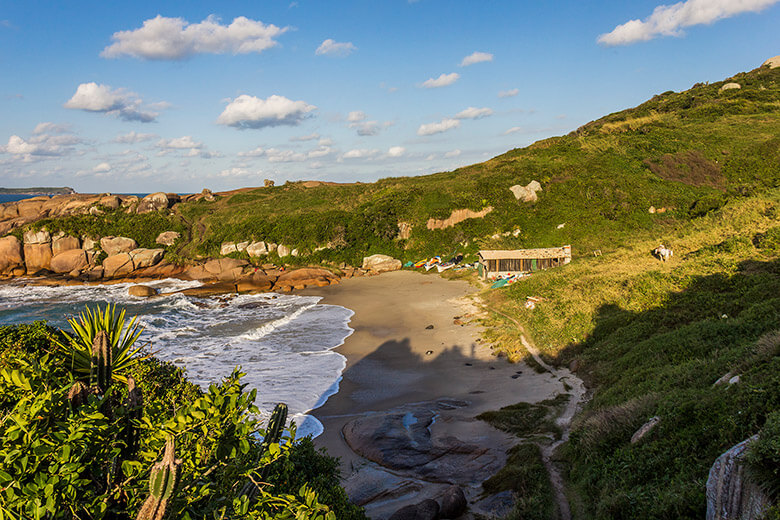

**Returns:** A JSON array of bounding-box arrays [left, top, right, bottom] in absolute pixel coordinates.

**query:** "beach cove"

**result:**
[[304, 270, 573, 519]]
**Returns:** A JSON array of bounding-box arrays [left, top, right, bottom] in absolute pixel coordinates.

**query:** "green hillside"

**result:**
[[160, 61, 780, 267]]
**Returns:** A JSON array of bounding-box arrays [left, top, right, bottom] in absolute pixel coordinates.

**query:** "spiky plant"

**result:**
[[54, 303, 147, 384]]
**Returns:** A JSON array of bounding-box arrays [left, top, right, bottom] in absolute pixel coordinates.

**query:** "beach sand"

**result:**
[[304, 270, 566, 519]]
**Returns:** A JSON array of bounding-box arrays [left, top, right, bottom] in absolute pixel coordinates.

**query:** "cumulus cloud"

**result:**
[[342, 148, 379, 159], [346, 110, 391, 136], [598, 0, 779, 46], [64, 82, 158, 122], [417, 118, 460, 136], [114, 131, 157, 143], [504, 126, 523, 135], [217, 94, 316, 129], [445, 149, 461, 158], [238, 146, 266, 157], [460, 51, 493, 66], [33, 122, 71, 134], [498, 88, 519, 98], [101, 15, 288, 60], [290, 133, 320, 142], [156, 135, 220, 158], [93, 162, 111, 173], [387, 146, 405, 157], [421, 72, 460, 88], [454, 106, 494, 119], [0, 130, 83, 161], [315, 38, 357, 56]]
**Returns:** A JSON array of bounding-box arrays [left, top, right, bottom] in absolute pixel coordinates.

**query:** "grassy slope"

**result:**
[[168, 64, 780, 270]]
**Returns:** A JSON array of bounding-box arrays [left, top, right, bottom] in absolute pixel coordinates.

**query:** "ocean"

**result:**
[[0, 278, 353, 438]]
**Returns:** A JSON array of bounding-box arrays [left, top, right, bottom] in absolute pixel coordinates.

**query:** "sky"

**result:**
[[1, 0, 779, 194]]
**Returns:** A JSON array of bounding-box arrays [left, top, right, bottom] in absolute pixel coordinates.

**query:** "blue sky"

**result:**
[[1, 0, 778, 193]]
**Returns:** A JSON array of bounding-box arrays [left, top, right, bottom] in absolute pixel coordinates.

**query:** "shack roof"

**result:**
[[478, 246, 571, 260]]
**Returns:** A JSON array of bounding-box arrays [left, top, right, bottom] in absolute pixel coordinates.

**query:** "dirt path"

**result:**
[[488, 307, 587, 520]]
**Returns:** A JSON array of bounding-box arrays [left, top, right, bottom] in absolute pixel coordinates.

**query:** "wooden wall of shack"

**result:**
[[479, 246, 571, 279]]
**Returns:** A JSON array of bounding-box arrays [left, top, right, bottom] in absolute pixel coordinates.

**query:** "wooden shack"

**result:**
[[478, 246, 571, 280]]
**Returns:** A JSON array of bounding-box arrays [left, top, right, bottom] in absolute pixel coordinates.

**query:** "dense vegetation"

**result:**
[[484, 188, 780, 518], [0, 312, 365, 519], [5, 60, 780, 518]]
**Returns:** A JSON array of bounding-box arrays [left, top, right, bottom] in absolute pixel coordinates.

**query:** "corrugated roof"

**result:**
[[478, 246, 570, 260]]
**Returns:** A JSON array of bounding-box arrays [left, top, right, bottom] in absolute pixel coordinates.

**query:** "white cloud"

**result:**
[[417, 118, 460, 136], [454, 106, 494, 119], [64, 82, 158, 122], [315, 38, 357, 56], [347, 111, 366, 122], [290, 133, 320, 142], [421, 72, 460, 88], [33, 122, 71, 135], [598, 0, 780, 46], [265, 148, 307, 162], [342, 148, 379, 159], [0, 131, 82, 161], [238, 146, 266, 157], [217, 167, 261, 178], [460, 51, 493, 66], [158, 136, 202, 149], [101, 15, 288, 60], [445, 149, 461, 158], [217, 94, 316, 129], [307, 146, 332, 159], [504, 126, 523, 135], [387, 146, 405, 157], [498, 88, 519, 98], [114, 131, 157, 144], [93, 162, 111, 173]]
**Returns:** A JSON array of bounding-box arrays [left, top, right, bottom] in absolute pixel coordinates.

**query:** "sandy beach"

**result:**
[[303, 270, 567, 519]]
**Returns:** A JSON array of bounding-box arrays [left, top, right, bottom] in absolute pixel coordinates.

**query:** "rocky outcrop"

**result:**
[[510, 180, 542, 202], [275, 268, 339, 291], [155, 231, 180, 246], [388, 499, 439, 520], [246, 241, 268, 257], [103, 253, 135, 278], [129, 248, 164, 269], [277, 245, 291, 258], [23, 231, 53, 275], [362, 254, 401, 273], [762, 56, 780, 69], [129, 285, 157, 297], [426, 207, 493, 230], [438, 486, 467, 519], [24, 229, 50, 244], [0, 236, 24, 275], [136, 192, 170, 213], [706, 435, 772, 520], [720, 82, 741, 91], [397, 221, 412, 240], [100, 236, 138, 256], [50, 249, 89, 274], [52, 233, 80, 255]]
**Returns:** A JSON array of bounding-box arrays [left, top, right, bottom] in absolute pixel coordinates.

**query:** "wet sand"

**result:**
[[303, 270, 566, 518]]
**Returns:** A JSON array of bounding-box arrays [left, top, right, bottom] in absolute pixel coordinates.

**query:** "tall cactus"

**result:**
[[136, 437, 180, 520], [91, 330, 112, 394], [122, 377, 142, 458], [241, 403, 288, 502], [261, 403, 288, 451]]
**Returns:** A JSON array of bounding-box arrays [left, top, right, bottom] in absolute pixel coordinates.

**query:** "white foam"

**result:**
[[0, 279, 353, 439]]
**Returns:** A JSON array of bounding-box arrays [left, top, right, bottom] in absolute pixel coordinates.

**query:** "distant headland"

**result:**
[[0, 187, 76, 195]]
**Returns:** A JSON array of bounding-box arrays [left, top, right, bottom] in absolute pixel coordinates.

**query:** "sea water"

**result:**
[[0, 278, 353, 438]]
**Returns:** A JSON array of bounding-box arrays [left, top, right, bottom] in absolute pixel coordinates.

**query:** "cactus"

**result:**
[[136, 437, 180, 520], [122, 377, 142, 458], [67, 380, 89, 409], [261, 403, 288, 451], [240, 403, 288, 502], [91, 330, 112, 394]]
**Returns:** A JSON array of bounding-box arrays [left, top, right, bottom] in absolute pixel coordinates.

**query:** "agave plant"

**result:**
[[55, 303, 147, 384]]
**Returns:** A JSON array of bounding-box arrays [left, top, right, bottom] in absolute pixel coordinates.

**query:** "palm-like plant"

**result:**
[[55, 303, 147, 384]]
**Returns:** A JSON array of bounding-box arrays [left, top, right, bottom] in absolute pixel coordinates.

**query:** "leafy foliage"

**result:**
[[0, 320, 362, 519], [53, 304, 146, 384]]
